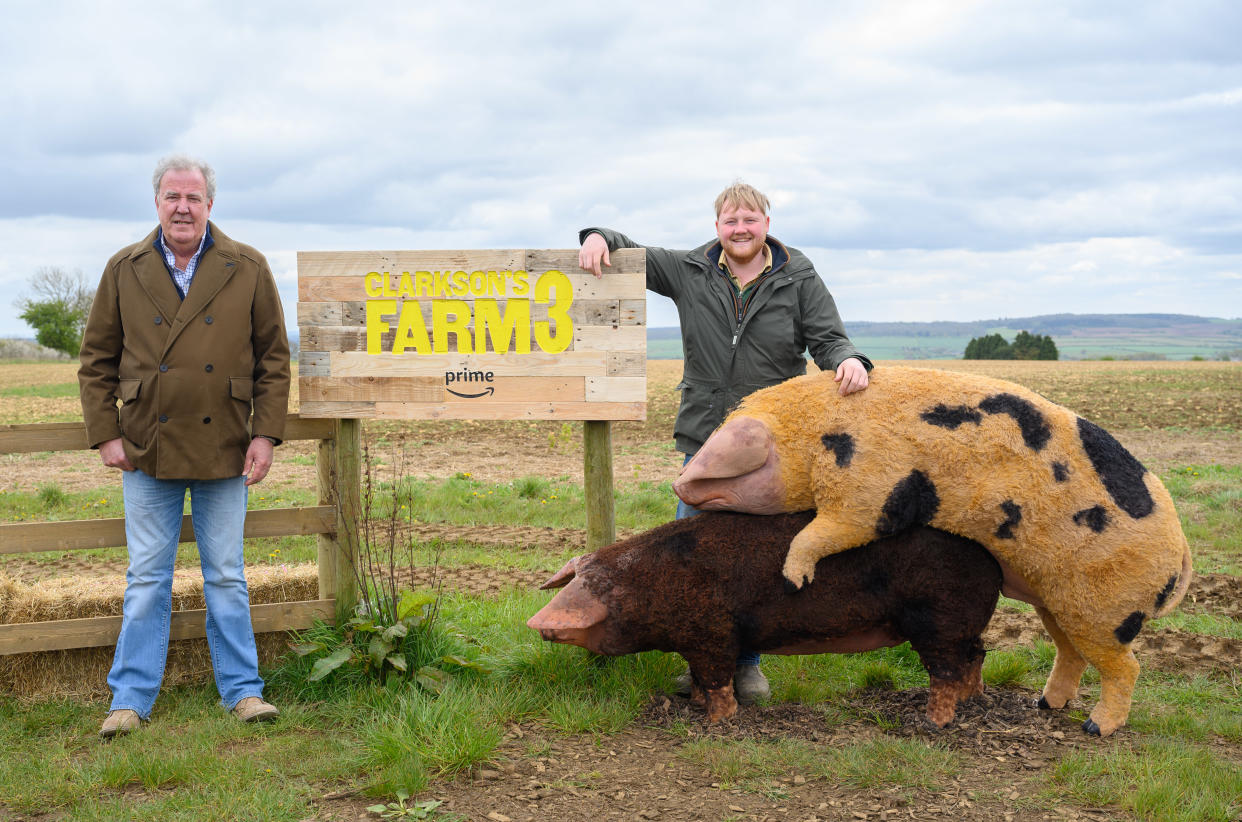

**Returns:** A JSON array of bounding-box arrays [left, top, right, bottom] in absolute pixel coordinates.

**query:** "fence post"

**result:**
[[583, 420, 615, 550], [317, 418, 361, 621]]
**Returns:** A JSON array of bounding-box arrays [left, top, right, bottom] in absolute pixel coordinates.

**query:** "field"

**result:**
[[1, 359, 1240, 821]]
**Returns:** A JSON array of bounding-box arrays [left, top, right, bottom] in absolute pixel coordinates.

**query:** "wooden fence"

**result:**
[[0, 416, 361, 656]]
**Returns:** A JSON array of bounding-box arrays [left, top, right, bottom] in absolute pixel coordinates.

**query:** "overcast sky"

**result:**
[[2, 0, 1239, 338]]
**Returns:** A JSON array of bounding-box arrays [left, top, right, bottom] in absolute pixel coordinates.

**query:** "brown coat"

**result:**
[[78, 222, 290, 479]]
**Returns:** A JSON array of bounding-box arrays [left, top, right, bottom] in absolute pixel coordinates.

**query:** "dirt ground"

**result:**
[[4, 359, 1241, 821]]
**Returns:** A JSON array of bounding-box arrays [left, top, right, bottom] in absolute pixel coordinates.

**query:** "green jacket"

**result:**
[[581, 228, 872, 454]]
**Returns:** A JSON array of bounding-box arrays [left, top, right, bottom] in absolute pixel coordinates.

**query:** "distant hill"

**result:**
[[646, 314, 1242, 361]]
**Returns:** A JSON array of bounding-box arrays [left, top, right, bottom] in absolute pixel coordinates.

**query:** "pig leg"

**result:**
[[1063, 628, 1140, 737], [782, 514, 876, 589], [693, 681, 739, 722], [1043, 611, 1140, 737], [1035, 606, 1087, 710], [926, 676, 966, 728], [682, 653, 741, 722], [916, 640, 986, 728]]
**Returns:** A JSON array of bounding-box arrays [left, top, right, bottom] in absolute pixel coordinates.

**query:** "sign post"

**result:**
[[297, 249, 647, 551]]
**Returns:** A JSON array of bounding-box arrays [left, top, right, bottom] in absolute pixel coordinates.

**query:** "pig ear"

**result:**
[[539, 554, 589, 589]]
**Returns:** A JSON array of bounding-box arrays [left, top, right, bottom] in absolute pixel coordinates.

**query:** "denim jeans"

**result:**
[[677, 453, 761, 668], [109, 469, 264, 718]]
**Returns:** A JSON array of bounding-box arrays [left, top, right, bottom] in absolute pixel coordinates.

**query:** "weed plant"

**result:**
[[282, 440, 488, 693]]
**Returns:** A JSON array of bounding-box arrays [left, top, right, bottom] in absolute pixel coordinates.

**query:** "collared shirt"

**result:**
[[158, 224, 211, 299], [717, 243, 774, 298]]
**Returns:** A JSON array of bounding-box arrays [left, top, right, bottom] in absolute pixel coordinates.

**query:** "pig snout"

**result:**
[[673, 416, 786, 513], [526, 577, 610, 651]]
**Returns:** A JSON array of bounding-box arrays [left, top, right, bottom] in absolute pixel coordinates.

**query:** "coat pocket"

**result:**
[[117, 378, 152, 447], [229, 378, 254, 402], [118, 378, 142, 403]]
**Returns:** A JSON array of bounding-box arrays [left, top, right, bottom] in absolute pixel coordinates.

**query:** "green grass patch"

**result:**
[[0, 382, 80, 399], [1048, 738, 1242, 822], [1163, 464, 1242, 574], [372, 474, 675, 531]]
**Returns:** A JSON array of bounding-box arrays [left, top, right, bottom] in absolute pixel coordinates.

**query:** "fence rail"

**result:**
[[0, 415, 360, 656]]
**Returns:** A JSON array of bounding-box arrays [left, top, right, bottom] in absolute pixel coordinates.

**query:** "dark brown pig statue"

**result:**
[[527, 511, 1002, 725]]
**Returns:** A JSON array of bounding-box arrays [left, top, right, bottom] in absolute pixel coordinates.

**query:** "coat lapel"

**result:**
[[130, 228, 184, 325], [164, 222, 239, 353]]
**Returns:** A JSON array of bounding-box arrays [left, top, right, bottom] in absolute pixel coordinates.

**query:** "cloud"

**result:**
[[1, 0, 1240, 337]]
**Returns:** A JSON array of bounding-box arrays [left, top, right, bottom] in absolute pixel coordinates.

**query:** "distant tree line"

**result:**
[[963, 330, 1059, 360]]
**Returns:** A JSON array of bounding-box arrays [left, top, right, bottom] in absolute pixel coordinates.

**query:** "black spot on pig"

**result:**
[[1077, 417, 1153, 518], [921, 404, 982, 429], [863, 567, 890, 597], [664, 530, 698, 558], [980, 393, 1052, 451], [894, 599, 938, 646], [1052, 462, 1070, 482], [1114, 611, 1145, 644], [1155, 575, 1178, 611], [1073, 505, 1111, 533], [820, 433, 855, 468], [995, 501, 1022, 539], [876, 471, 940, 536]]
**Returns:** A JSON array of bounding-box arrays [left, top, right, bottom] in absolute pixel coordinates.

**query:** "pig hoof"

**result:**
[[1037, 696, 1051, 710], [782, 578, 804, 595], [1082, 718, 1101, 736]]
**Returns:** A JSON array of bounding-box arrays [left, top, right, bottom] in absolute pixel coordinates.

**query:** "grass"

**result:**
[[1048, 738, 1242, 822], [1, 359, 1240, 820]]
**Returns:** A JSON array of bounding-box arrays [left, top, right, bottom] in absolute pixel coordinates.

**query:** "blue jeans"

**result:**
[[677, 453, 760, 668], [109, 470, 264, 718]]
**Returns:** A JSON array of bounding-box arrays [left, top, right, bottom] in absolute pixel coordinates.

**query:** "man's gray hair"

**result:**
[[152, 154, 216, 201]]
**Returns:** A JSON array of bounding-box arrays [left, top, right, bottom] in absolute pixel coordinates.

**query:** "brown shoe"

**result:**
[[231, 697, 280, 723], [100, 709, 141, 739]]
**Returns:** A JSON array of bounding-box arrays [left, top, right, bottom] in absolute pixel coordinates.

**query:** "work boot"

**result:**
[[99, 709, 141, 739], [231, 697, 280, 723], [733, 664, 771, 705], [674, 665, 771, 703]]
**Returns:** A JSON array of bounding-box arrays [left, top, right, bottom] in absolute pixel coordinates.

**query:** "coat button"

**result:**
[[159, 415, 168, 423], [154, 316, 162, 325], [205, 316, 213, 324], [203, 417, 212, 424], [159, 364, 168, 372], [205, 364, 213, 372]]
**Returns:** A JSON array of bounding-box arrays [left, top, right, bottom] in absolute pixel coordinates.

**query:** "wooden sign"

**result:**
[[296, 249, 647, 420]]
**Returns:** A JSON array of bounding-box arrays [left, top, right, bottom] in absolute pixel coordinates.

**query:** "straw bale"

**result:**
[[0, 563, 321, 699]]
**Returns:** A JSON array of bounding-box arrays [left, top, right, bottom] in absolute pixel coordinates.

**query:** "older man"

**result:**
[[79, 155, 290, 738], [578, 181, 872, 702]]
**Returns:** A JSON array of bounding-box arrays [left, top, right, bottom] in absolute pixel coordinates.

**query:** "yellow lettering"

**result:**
[[414, 270, 433, 297], [533, 270, 573, 353], [392, 301, 431, 355], [433, 299, 473, 353], [511, 270, 530, 297], [476, 298, 530, 354], [488, 270, 507, 296], [364, 272, 384, 297], [365, 299, 397, 354], [451, 270, 468, 296], [468, 270, 488, 296], [394, 271, 413, 299], [440, 270, 458, 298]]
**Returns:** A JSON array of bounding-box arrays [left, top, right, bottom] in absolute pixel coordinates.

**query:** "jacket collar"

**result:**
[[126, 222, 242, 350], [695, 236, 793, 275]]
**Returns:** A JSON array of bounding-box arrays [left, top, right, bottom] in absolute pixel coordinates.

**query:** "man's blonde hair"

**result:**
[[714, 182, 770, 217]]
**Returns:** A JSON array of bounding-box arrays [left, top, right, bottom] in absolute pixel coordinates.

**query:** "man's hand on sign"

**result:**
[[578, 232, 611, 278]]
